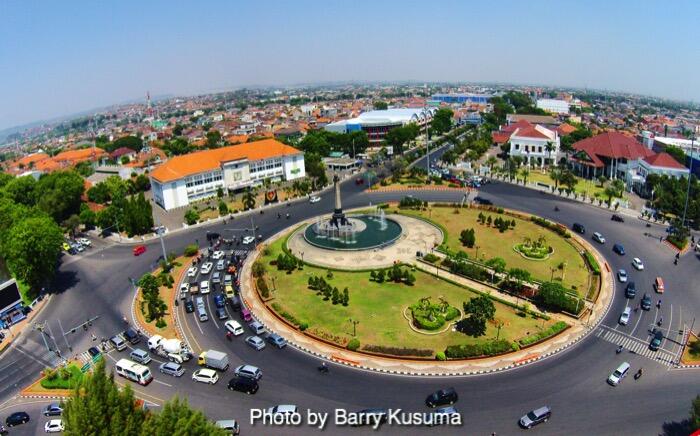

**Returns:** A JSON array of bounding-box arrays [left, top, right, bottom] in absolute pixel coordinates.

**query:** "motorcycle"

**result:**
[[616, 345, 623, 354], [317, 364, 329, 374], [226, 331, 233, 341], [634, 369, 643, 380], [554, 206, 560, 212]]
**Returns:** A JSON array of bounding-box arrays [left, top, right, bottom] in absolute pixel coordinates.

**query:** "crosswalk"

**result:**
[[77, 340, 115, 365], [595, 326, 677, 367]]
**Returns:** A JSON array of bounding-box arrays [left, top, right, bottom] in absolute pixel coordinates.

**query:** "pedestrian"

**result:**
[[660, 236, 663, 242], [91, 333, 97, 341]]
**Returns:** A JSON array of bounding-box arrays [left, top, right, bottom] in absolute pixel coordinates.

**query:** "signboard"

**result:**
[[264, 190, 278, 205], [0, 279, 22, 315]]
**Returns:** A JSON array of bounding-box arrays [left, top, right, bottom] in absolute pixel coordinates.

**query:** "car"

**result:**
[[62, 242, 71, 251], [654, 277, 665, 294], [192, 368, 219, 384], [425, 387, 458, 408], [572, 223, 586, 234], [5, 411, 30, 426], [216, 259, 225, 271], [592, 232, 606, 244], [632, 257, 644, 271], [110, 335, 127, 351], [77, 237, 91, 247], [265, 333, 287, 349], [123, 328, 141, 344], [234, 364, 263, 380], [641, 293, 652, 310], [224, 274, 233, 286], [649, 329, 664, 351], [267, 405, 298, 415], [214, 294, 226, 308], [216, 307, 228, 320], [242, 236, 255, 245], [88, 346, 101, 358], [353, 409, 388, 427], [201, 262, 213, 274], [245, 335, 266, 350], [519, 406, 552, 429], [43, 403, 63, 417], [613, 243, 625, 255], [228, 376, 259, 395], [200, 280, 210, 294], [309, 196, 321, 203], [619, 307, 631, 325], [159, 361, 185, 377], [215, 419, 241, 435], [611, 214, 625, 222], [225, 320, 244, 336], [71, 242, 85, 252], [617, 269, 628, 283], [473, 196, 493, 205], [133, 245, 147, 256], [44, 419, 64, 433], [428, 406, 460, 426], [624, 281, 636, 299], [212, 250, 225, 260], [249, 320, 265, 335], [187, 267, 198, 277], [179, 282, 190, 299], [184, 300, 195, 313], [212, 272, 222, 284], [607, 362, 630, 386]]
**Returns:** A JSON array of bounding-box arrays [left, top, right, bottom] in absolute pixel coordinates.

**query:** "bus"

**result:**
[[115, 359, 153, 386]]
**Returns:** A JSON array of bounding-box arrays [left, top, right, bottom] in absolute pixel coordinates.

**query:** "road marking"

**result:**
[[596, 325, 675, 367], [178, 293, 202, 353], [662, 304, 673, 350], [153, 379, 172, 387], [0, 398, 56, 413], [13, 346, 54, 367], [206, 295, 220, 330], [630, 307, 644, 336]]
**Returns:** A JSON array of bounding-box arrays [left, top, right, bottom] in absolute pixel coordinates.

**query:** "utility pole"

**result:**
[[57, 319, 72, 352], [681, 136, 695, 230], [155, 217, 167, 262]]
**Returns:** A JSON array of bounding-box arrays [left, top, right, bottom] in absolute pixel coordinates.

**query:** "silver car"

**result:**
[[245, 335, 265, 351]]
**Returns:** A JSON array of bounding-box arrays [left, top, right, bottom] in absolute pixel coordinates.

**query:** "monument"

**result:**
[[329, 174, 350, 229]]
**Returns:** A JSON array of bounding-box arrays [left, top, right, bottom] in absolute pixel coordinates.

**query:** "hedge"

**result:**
[[445, 340, 516, 358], [363, 345, 433, 357], [530, 216, 571, 238], [347, 338, 360, 351], [423, 253, 440, 263], [518, 321, 568, 347], [584, 251, 601, 275]]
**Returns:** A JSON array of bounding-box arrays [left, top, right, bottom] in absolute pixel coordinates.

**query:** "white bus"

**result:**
[[115, 359, 153, 386]]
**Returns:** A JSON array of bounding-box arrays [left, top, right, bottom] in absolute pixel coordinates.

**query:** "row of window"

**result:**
[[185, 171, 223, 188], [250, 158, 282, 174]]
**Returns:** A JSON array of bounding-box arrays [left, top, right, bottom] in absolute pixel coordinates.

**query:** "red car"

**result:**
[[133, 245, 147, 256], [355, 177, 364, 185]]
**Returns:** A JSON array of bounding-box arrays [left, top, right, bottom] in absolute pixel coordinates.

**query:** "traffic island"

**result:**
[[20, 362, 83, 398]]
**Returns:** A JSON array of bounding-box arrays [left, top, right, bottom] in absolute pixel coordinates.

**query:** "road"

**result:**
[[0, 175, 698, 435]]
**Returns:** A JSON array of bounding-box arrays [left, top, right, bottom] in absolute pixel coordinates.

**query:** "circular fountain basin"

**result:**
[[303, 215, 402, 251]]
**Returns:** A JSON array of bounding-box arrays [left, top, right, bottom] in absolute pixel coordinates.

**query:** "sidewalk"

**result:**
[[237, 222, 615, 376]]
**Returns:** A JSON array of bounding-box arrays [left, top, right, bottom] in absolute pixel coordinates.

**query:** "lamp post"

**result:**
[[348, 318, 359, 337], [681, 136, 696, 230]]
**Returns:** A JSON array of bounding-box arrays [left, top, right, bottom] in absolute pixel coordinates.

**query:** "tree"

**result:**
[[441, 149, 458, 166], [218, 200, 229, 216], [459, 228, 476, 248], [138, 273, 166, 322], [559, 170, 579, 193], [216, 186, 224, 199], [464, 294, 496, 321], [184, 208, 199, 225], [63, 214, 81, 237], [35, 171, 85, 223], [342, 287, 349, 305], [206, 130, 222, 148], [664, 145, 686, 165], [549, 167, 562, 189], [431, 108, 454, 135], [4, 216, 64, 293], [604, 179, 625, 206], [373, 101, 388, 110], [304, 152, 328, 188], [691, 395, 700, 432], [376, 269, 385, 283], [242, 188, 256, 210], [486, 156, 498, 172], [3, 175, 37, 206], [133, 174, 151, 192], [544, 141, 555, 165], [139, 397, 227, 436], [87, 182, 112, 204], [485, 257, 507, 275], [331, 287, 340, 304], [507, 267, 532, 292]]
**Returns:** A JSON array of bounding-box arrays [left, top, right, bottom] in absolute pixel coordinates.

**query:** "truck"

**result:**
[[147, 335, 193, 364], [189, 283, 199, 295], [197, 349, 229, 371]]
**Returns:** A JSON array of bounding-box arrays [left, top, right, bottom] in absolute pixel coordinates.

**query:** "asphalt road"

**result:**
[[0, 175, 698, 435]]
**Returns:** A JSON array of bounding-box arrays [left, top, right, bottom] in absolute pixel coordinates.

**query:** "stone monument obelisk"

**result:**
[[330, 174, 349, 229]]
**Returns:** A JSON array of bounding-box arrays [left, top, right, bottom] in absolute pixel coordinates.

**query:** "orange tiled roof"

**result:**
[[226, 135, 249, 144], [53, 148, 106, 164], [150, 138, 302, 183], [17, 152, 50, 166]]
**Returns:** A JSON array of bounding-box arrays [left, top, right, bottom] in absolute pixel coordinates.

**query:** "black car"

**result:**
[[87, 346, 101, 358], [649, 329, 663, 351], [425, 387, 458, 408], [227, 376, 259, 394], [6, 411, 29, 427], [613, 243, 625, 255], [43, 403, 63, 416], [123, 328, 140, 344], [611, 214, 625, 222], [228, 295, 241, 311], [184, 300, 195, 313], [473, 196, 493, 206], [625, 282, 636, 299], [572, 223, 586, 234], [641, 293, 652, 311], [353, 408, 388, 427]]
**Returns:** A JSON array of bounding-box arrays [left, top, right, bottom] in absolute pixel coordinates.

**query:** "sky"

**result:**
[[1, 0, 699, 130]]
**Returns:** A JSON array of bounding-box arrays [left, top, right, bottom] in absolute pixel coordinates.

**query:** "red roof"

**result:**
[[573, 132, 654, 160], [643, 152, 687, 170], [513, 126, 550, 139]]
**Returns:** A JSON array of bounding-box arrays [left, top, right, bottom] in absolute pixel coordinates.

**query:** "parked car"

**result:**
[[632, 257, 644, 271], [425, 387, 458, 408], [619, 307, 631, 325], [245, 335, 265, 351], [234, 364, 263, 381], [44, 419, 64, 433], [649, 329, 664, 351], [352, 409, 388, 427], [265, 333, 287, 349], [428, 406, 460, 426], [228, 376, 259, 394], [77, 237, 91, 247], [215, 419, 241, 435], [611, 214, 625, 222], [133, 245, 147, 256], [519, 406, 552, 429], [625, 282, 636, 299], [159, 361, 185, 377], [267, 405, 298, 415], [184, 300, 195, 313], [617, 269, 628, 283], [43, 403, 63, 417], [607, 362, 630, 386], [641, 293, 652, 310], [309, 196, 321, 203], [613, 243, 625, 255], [592, 232, 606, 244], [192, 368, 219, 385], [5, 411, 30, 427]]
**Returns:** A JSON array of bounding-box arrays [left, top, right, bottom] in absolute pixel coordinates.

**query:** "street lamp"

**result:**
[[681, 136, 696, 230], [348, 318, 359, 337]]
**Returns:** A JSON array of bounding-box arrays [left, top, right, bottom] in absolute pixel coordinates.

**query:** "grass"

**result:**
[[195, 190, 297, 220], [262, 236, 558, 356], [16, 279, 34, 305], [524, 170, 627, 201], [40, 364, 83, 389], [400, 207, 590, 292], [681, 333, 700, 364]]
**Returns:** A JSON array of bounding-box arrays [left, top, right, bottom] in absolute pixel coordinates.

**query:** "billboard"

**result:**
[[0, 279, 22, 314]]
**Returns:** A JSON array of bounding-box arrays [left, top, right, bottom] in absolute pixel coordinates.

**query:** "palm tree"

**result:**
[[520, 168, 530, 185], [242, 188, 256, 211], [544, 141, 555, 167], [486, 156, 498, 173], [549, 167, 562, 189]]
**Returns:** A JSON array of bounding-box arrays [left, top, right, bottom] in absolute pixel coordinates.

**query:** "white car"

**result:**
[[242, 236, 255, 245], [212, 272, 221, 284], [267, 405, 298, 415], [617, 269, 628, 283], [179, 282, 189, 299], [45, 419, 64, 433], [77, 237, 91, 247], [216, 259, 225, 271], [245, 335, 266, 351], [187, 267, 198, 278], [618, 307, 631, 325], [309, 196, 321, 203], [225, 320, 244, 336], [592, 232, 606, 244], [201, 262, 213, 274], [192, 368, 219, 385], [212, 250, 225, 260], [632, 258, 644, 271], [200, 280, 210, 294]]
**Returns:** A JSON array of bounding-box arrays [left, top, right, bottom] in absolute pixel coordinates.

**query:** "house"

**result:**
[[629, 152, 689, 192], [571, 132, 654, 180], [110, 147, 137, 163], [508, 123, 560, 167]]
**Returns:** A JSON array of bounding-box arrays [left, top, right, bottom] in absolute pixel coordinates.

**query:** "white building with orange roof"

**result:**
[[149, 138, 305, 210]]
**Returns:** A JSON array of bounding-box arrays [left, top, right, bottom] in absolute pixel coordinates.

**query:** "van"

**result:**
[[130, 348, 152, 365], [607, 362, 630, 386], [123, 328, 140, 345], [197, 306, 208, 322], [654, 277, 665, 294], [215, 419, 240, 435], [241, 308, 252, 322], [115, 358, 153, 385], [110, 335, 127, 351]]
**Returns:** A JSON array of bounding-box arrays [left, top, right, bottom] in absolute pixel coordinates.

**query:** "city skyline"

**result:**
[[1, 0, 699, 130]]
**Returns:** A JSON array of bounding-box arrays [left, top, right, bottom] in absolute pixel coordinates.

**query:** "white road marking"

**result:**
[[154, 379, 172, 387]]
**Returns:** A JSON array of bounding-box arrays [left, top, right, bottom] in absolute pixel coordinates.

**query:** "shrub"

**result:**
[[423, 253, 440, 263], [444, 306, 460, 321], [347, 338, 360, 351], [413, 316, 444, 330], [184, 208, 200, 225], [363, 345, 433, 357], [529, 216, 571, 238], [183, 244, 199, 257], [519, 321, 568, 346], [257, 277, 270, 298], [536, 282, 584, 314], [252, 261, 266, 277], [155, 318, 166, 328], [436, 351, 446, 361], [584, 251, 600, 275], [43, 367, 57, 380], [299, 322, 309, 331], [444, 339, 513, 358]]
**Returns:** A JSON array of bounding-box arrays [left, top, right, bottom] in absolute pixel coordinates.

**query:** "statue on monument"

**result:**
[[330, 174, 350, 229]]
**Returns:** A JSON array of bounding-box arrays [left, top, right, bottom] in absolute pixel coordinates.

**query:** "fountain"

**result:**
[[304, 175, 402, 251]]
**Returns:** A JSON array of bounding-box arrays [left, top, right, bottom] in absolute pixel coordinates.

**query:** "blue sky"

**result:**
[[1, 0, 699, 130]]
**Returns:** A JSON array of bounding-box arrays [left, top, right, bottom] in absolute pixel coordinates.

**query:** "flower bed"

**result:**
[[514, 243, 553, 260], [518, 321, 569, 347]]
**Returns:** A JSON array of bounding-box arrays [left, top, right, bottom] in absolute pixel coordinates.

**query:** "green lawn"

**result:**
[[262, 237, 557, 356], [524, 170, 626, 200], [40, 364, 83, 389], [401, 207, 590, 293]]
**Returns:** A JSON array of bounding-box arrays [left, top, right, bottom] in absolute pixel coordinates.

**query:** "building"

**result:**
[[571, 132, 655, 180], [508, 122, 560, 167], [431, 93, 491, 105], [150, 139, 305, 211], [506, 114, 560, 128], [641, 134, 698, 154], [324, 108, 435, 145], [536, 99, 570, 114], [0, 279, 25, 328]]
